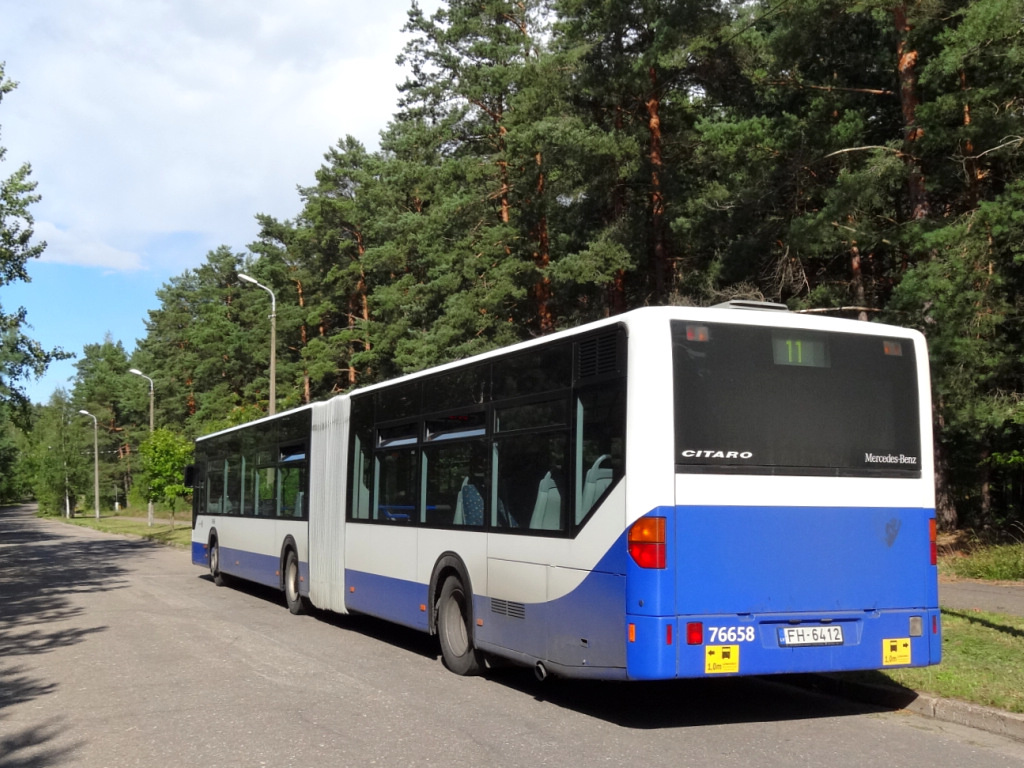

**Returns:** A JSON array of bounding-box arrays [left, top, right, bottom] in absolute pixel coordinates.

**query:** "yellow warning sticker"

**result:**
[[705, 645, 740, 674], [882, 638, 912, 666]]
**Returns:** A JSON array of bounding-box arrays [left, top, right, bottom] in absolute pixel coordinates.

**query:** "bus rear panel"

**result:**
[[622, 316, 939, 679]]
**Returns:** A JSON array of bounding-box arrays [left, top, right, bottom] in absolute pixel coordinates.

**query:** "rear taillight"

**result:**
[[686, 622, 703, 645], [629, 516, 666, 569], [929, 518, 937, 566]]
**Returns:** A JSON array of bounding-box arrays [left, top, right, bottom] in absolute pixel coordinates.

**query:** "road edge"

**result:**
[[803, 674, 1024, 743]]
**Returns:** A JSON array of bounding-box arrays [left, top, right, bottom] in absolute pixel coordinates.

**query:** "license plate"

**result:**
[[778, 625, 844, 647]]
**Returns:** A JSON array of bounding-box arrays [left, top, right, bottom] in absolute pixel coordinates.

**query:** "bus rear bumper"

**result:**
[[625, 608, 942, 680]]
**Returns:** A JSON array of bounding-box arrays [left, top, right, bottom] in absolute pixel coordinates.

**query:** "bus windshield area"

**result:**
[[671, 321, 922, 477]]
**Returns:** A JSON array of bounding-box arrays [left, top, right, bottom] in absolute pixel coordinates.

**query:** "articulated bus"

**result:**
[[188, 303, 941, 680]]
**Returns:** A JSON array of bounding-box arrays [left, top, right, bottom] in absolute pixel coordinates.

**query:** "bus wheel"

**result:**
[[437, 576, 482, 676], [283, 549, 306, 615], [210, 539, 226, 587]]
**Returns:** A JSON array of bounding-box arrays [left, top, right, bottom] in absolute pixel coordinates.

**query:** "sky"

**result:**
[[0, 0, 441, 403]]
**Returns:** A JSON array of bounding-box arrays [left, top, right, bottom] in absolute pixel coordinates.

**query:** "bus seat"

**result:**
[[580, 454, 613, 522], [453, 477, 468, 524], [461, 483, 484, 526], [453, 477, 486, 526], [529, 472, 561, 530]]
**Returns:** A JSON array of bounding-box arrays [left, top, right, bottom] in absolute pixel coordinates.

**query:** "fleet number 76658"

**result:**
[[707, 626, 756, 643]]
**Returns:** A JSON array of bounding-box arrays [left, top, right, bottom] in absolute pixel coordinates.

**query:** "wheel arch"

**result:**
[[428, 552, 474, 636], [279, 535, 300, 592], [206, 527, 220, 568]]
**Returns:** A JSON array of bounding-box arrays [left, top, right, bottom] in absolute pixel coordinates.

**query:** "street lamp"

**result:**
[[130, 368, 156, 527], [129, 368, 154, 432], [238, 272, 277, 415], [79, 410, 100, 520]]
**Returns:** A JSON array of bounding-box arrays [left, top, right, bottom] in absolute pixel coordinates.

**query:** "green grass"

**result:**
[[940, 542, 1024, 581], [60, 514, 192, 548], [845, 608, 1024, 713]]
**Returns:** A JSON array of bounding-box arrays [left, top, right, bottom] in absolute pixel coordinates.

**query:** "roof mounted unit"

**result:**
[[711, 300, 790, 312]]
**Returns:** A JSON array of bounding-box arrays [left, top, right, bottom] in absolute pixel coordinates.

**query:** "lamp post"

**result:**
[[130, 368, 156, 527], [79, 410, 100, 520], [238, 272, 277, 415]]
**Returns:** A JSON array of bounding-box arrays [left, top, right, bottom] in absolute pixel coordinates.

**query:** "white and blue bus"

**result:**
[[189, 303, 941, 680]]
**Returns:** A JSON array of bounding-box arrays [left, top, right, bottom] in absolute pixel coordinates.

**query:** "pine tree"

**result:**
[[0, 64, 68, 410]]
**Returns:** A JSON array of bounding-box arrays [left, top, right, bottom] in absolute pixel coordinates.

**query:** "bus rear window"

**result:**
[[671, 321, 922, 477]]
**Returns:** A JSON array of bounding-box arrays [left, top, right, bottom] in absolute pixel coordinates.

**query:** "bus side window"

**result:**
[[376, 448, 417, 523], [427, 441, 487, 528], [255, 467, 276, 517], [575, 383, 626, 525], [205, 465, 224, 516], [225, 457, 241, 516], [495, 432, 568, 533], [350, 425, 372, 520], [278, 465, 306, 518]]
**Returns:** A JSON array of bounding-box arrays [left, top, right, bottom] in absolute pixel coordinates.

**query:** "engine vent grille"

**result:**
[[491, 598, 526, 620]]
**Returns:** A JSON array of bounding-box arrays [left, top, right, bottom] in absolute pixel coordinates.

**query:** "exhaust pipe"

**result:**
[[534, 662, 548, 682]]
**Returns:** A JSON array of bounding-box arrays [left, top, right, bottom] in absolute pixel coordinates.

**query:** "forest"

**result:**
[[2, 0, 1023, 532]]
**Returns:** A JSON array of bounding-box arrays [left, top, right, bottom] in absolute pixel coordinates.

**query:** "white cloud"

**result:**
[[34, 220, 143, 271], [1, 0, 443, 403], [3, 0, 435, 272]]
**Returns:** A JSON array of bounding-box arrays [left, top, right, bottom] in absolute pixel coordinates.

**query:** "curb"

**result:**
[[802, 674, 1024, 743], [904, 691, 1024, 743]]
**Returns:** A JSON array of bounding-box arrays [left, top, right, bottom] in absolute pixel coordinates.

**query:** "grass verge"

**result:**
[[840, 607, 1024, 713], [60, 515, 192, 548], [940, 542, 1024, 581]]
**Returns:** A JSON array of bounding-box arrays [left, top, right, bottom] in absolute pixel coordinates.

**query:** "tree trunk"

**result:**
[[978, 448, 993, 530], [347, 230, 370, 387], [960, 70, 981, 209], [531, 152, 554, 334], [607, 107, 629, 315], [933, 402, 957, 531], [293, 278, 311, 404], [849, 232, 869, 321], [893, 4, 928, 220], [497, 124, 510, 224], [646, 66, 671, 300]]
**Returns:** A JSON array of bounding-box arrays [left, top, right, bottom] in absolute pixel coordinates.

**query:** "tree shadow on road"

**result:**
[[0, 505, 153, 765], [0, 716, 83, 768], [205, 574, 445, 662], [0, 532, 130, 658]]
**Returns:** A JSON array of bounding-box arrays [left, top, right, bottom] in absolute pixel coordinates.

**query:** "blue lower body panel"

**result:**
[[625, 608, 942, 680], [623, 503, 942, 679], [345, 570, 430, 632], [192, 540, 309, 596]]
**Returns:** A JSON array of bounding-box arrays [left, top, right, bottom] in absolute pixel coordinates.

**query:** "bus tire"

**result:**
[[437, 575, 482, 676], [283, 549, 306, 615], [209, 538, 227, 587]]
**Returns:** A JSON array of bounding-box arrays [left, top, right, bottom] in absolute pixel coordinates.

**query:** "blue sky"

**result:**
[[1, 0, 440, 403]]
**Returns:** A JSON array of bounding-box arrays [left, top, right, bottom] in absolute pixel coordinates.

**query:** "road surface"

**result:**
[[2, 504, 1024, 767]]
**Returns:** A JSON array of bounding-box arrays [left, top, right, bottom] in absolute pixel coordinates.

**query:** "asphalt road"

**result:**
[[3, 504, 1024, 768], [941, 578, 1024, 618]]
